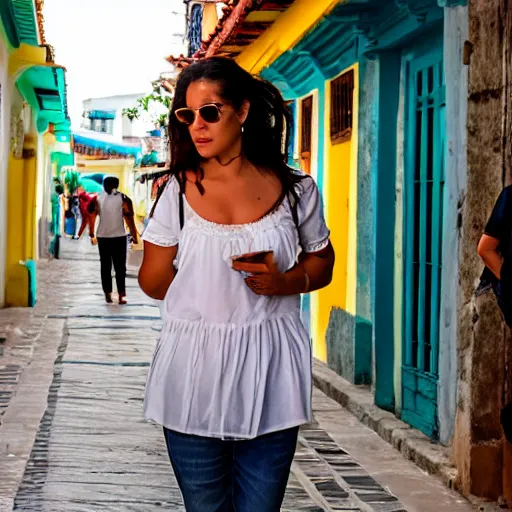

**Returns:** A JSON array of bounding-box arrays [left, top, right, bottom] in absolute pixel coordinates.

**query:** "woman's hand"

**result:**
[[232, 242, 335, 296], [232, 257, 288, 296]]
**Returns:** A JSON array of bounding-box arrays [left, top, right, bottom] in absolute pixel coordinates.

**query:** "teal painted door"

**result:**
[[402, 46, 445, 439]]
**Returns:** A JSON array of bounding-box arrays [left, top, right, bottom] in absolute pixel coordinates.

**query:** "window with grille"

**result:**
[[300, 96, 313, 154], [330, 70, 354, 144], [299, 96, 313, 174], [188, 4, 203, 57]]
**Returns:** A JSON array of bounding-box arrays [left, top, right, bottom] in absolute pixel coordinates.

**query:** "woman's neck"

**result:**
[[201, 152, 247, 180]]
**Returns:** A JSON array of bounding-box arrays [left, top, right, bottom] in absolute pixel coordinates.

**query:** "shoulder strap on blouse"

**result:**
[[179, 190, 184, 230], [288, 190, 299, 229]]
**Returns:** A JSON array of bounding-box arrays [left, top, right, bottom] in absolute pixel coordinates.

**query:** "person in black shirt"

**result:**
[[478, 186, 512, 313], [478, 185, 512, 443]]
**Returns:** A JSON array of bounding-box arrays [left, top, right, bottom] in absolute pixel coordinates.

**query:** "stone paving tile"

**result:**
[[300, 424, 405, 512], [13, 319, 185, 511]]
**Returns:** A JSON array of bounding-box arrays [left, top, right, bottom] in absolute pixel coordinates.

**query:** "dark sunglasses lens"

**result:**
[[175, 109, 195, 125], [200, 105, 220, 123]]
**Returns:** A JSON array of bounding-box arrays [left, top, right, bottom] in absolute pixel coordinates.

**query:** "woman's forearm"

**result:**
[[139, 242, 178, 300], [139, 268, 176, 300], [282, 246, 334, 295]]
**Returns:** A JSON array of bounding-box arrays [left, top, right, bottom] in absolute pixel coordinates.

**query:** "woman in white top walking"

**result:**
[[139, 57, 334, 512], [96, 176, 138, 304]]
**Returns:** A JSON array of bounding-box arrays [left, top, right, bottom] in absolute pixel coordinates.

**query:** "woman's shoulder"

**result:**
[[158, 173, 180, 195], [290, 170, 316, 197]]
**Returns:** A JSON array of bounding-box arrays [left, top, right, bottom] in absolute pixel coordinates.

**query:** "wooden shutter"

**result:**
[[300, 95, 313, 174], [330, 70, 354, 144]]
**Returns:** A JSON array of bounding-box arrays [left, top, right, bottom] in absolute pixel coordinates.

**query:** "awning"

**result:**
[[87, 110, 116, 120], [235, 0, 344, 74], [17, 64, 71, 141], [0, 0, 39, 48], [73, 131, 142, 162]]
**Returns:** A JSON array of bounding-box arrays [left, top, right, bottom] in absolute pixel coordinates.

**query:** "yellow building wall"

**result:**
[[5, 153, 37, 306], [202, 3, 219, 42], [311, 65, 359, 362]]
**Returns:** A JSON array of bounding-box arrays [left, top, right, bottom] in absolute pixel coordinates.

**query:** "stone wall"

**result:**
[[453, 0, 510, 499], [438, 4, 469, 447]]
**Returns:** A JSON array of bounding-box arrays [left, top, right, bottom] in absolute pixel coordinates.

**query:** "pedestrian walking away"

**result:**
[[74, 187, 98, 242], [96, 176, 139, 305], [139, 57, 335, 511]]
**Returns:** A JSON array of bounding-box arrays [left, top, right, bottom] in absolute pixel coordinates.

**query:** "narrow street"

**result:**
[[0, 239, 476, 512]]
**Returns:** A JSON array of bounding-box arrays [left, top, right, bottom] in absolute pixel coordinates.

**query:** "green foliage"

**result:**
[[122, 79, 173, 130], [122, 107, 139, 122], [63, 170, 81, 194], [156, 113, 168, 129], [137, 96, 151, 111]]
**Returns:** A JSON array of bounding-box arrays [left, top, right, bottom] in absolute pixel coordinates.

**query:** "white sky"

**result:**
[[43, 0, 186, 129]]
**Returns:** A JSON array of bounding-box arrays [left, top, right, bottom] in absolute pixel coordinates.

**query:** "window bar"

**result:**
[[416, 68, 428, 373]]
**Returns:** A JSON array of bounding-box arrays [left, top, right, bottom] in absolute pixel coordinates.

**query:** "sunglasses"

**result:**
[[175, 103, 223, 125]]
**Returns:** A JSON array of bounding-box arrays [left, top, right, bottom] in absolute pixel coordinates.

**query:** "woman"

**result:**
[[139, 57, 334, 511], [96, 176, 138, 305]]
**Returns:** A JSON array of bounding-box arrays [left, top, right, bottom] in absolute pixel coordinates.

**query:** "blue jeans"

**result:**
[[163, 427, 299, 512]]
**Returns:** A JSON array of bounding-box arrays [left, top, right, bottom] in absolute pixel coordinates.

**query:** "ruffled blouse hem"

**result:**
[[144, 415, 311, 441]]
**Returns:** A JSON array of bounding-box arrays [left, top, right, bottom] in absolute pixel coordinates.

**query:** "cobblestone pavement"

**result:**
[[0, 239, 477, 511]]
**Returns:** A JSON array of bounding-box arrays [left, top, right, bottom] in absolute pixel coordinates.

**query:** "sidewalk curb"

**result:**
[[0, 317, 66, 511], [312, 359, 459, 490]]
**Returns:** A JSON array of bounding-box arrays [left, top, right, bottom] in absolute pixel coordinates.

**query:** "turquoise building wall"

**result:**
[[259, 0, 468, 442]]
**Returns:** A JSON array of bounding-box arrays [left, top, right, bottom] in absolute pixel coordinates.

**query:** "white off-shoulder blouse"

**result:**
[[142, 172, 330, 439]]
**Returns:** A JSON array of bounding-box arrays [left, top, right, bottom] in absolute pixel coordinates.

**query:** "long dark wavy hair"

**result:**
[[151, 57, 302, 215]]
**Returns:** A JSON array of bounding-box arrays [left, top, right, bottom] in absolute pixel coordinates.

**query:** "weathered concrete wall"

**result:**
[[326, 308, 355, 382], [355, 57, 378, 385], [453, 0, 508, 498], [438, 5, 469, 447], [393, 56, 406, 415], [325, 57, 377, 386]]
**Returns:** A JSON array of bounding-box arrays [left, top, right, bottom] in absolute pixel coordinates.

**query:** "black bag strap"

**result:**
[[288, 190, 299, 229], [179, 190, 184, 230]]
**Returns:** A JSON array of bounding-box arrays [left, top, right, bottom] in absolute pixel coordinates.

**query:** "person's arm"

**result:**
[[139, 242, 177, 299], [478, 187, 511, 280], [478, 234, 502, 279], [122, 195, 139, 243], [126, 216, 139, 244], [137, 177, 180, 299]]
